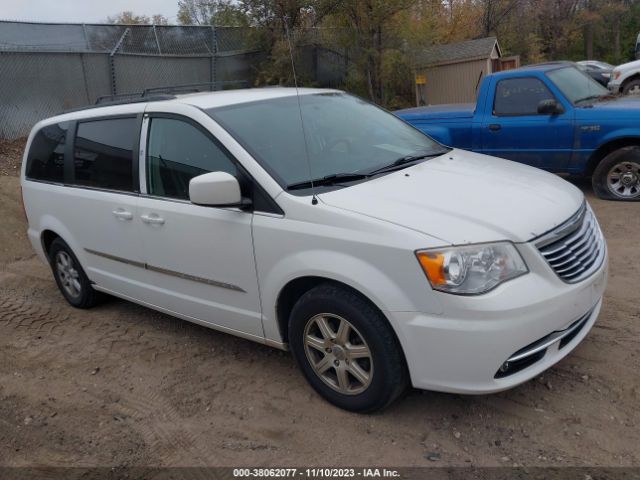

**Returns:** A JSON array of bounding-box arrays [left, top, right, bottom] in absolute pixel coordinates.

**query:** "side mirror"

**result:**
[[537, 99, 564, 115], [189, 171, 248, 208]]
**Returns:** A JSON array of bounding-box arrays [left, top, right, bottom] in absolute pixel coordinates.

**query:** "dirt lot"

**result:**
[[1, 139, 638, 470]]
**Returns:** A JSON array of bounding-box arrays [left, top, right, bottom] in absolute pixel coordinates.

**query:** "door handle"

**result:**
[[488, 124, 502, 131], [112, 208, 133, 221], [141, 213, 165, 226]]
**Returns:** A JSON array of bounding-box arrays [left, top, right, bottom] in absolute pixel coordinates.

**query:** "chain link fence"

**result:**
[[0, 22, 274, 139]]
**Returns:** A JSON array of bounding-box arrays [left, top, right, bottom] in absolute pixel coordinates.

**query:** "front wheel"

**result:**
[[592, 147, 640, 201], [289, 284, 408, 413], [622, 79, 640, 95]]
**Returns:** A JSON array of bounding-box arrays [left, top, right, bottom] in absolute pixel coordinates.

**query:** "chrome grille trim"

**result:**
[[534, 203, 605, 284], [506, 309, 592, 363]]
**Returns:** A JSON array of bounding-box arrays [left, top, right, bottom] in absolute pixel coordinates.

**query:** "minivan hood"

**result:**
[[318, 150, 584, 245]]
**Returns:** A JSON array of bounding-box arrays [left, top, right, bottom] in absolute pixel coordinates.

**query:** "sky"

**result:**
[[0, 0, 181, 23]]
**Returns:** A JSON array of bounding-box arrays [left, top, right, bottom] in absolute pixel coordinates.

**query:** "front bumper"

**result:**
[[608, 80, 622, 93], [390, 242, 608, 394]]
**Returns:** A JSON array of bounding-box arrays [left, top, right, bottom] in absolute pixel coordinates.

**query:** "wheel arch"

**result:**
[[586, 137, 640, 176], [41, 229, 61, 260], [276, 276, 394, 347], [621, 73, 640, 92]]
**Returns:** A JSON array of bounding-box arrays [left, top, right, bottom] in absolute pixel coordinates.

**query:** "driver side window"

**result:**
[[493, 77, 555, 117], [146, 117, 237, 201]]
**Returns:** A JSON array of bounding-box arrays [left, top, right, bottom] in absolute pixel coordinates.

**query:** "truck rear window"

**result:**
[[25, 123, 69, 183]]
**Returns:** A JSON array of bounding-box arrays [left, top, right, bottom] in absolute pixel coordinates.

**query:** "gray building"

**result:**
[[414, 37, 519, 106]]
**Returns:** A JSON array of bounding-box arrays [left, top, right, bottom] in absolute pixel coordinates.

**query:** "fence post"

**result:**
[[210, 25, 217, 90], [153, 25, 162, 55], [109, 27, 130, 95]]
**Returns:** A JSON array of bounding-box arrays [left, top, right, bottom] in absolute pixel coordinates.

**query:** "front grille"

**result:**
[[535, 203, 605, 283]]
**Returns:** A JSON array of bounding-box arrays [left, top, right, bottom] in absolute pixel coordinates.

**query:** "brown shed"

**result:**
[[414, 37, 519, 106]]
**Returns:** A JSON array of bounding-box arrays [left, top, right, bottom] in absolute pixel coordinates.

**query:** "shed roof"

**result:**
[[416, 37, 500, 68]]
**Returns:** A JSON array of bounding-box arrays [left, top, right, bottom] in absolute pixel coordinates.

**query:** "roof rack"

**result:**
[[62, 80, 250, 113], [95, 80, 251, 105]]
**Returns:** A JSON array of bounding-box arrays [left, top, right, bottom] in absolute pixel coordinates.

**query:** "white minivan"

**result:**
[[21, 88, 608, 412]]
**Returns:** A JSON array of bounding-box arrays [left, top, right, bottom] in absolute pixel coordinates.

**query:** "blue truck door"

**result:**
[[480, 76, 574, 170]]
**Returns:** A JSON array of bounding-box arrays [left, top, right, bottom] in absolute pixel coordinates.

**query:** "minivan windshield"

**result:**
[[547, 66, 609, 104], [207, 92, 447, 190]]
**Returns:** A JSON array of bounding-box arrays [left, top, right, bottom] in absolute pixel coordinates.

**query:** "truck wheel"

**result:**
[[49, 238, 103, 308], [288, 283, 408, 413], [592, 147, 640, 201], [622, 79, 640, 95]]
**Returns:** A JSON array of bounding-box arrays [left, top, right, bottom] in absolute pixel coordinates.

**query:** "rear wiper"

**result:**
[[286, 172, 370, 191], [367, 150, 448, 176]]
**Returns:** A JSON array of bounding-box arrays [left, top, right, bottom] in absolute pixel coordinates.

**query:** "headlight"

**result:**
[[416, 242, 528, 295]]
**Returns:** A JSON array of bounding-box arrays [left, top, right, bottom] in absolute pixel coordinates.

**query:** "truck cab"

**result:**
[[397, 62, 640, 201]]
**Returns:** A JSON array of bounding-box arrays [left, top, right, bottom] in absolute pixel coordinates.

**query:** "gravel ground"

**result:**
[[1, 139, 638, 469]]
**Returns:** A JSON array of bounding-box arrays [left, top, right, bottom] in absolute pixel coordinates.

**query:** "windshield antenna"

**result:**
[[283, 15, 318, 205]]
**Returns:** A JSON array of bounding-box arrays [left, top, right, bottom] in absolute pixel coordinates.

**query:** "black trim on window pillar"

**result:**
[[64, 120, 77, 186]]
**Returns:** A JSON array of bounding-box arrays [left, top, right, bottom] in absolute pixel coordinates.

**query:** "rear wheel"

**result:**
[[289, 283, 408, 413], [49, 238, 103, 308], [592, 147, 640, 201]]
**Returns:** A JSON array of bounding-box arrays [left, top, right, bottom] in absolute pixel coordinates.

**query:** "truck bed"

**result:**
[[395, 103, 475, 121]]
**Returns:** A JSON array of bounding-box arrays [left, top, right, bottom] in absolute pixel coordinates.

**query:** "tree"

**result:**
[[178, 0, 250, 26], [107, 11, 169, 25], [326, 0, 415, 103], [478, 0, 521, 37]]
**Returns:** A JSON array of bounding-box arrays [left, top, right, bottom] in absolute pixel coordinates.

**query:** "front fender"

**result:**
[[597, 130, 640, 146], [258, 249, 444, 344]]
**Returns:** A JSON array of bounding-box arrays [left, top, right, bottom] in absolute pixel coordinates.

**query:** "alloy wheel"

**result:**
[[55, 251, 82, 298], [303, 313, 373, 395]]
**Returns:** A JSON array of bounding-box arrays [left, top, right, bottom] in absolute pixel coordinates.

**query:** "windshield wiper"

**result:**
[[286, 172, 370, 191], [367, 150, 448, 176], [575, 94, 611, 105]]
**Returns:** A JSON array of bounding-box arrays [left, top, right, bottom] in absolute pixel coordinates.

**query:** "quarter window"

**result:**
[[73, 117, 137, 192], [26, 123, 68, 183], [146, 118, 237, 201], [493, 78, 555, 116]]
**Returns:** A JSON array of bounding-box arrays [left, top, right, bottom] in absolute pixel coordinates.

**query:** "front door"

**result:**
[[136, 115, 263, 338], [480, 76, 574, 170]]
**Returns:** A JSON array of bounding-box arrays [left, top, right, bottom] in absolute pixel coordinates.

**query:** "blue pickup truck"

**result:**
[[396, 62, 640, 201]]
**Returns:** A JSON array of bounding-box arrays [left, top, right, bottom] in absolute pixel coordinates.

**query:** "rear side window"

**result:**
[[26, 123, 69, 183], [493, 78, 554, 116], [146, 118, 237, 201], [73, 117, 137, 192]]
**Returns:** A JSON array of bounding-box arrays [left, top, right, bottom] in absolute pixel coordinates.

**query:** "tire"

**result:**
[[622, 79, 640, 95], [592, 147, 640, 201], [48, 238, 103, 308], [288, 283, 408, 413]]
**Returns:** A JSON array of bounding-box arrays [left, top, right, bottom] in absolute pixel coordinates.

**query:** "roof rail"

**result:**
[[61, 79, 250, 114], [94, 80, 250, 105], [62, 94, 176, 114], [93, 93, 175, 105], [142, 80, 251, 97]]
